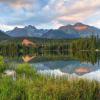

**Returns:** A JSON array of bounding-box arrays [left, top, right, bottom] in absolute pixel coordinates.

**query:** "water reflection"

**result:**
[[75, 67, 91, 74], [0, 49, 100, 81], [22, 55, 36, 62]]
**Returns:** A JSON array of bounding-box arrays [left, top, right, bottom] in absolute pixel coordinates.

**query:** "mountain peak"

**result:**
[[25, 25, 37, 29], [59, 24, 73, 30], [14, 27, 19, 30], [74, 22, 85, 26], [74, 23, 88, 31], [6, 25, 48, 37], [59, 22, 88, 31]]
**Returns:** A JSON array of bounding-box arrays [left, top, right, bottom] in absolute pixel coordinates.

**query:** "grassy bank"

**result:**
[[0, 56, 100, 100]]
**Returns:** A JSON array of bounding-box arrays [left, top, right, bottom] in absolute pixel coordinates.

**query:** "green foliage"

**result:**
[[0, 62, 100, 100], [0, 36, 99, 100], [0, 56, 6, 73], [16, 63, 37, 78], [0, 75, 100, 100], [0, 77, 18, 100], [71, 51, 97, 64], [71, 35, 97, 51]]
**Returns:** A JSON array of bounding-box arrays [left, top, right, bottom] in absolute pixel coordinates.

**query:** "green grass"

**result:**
[[0, 57, 100, 100], [0, 56, 7, 73]]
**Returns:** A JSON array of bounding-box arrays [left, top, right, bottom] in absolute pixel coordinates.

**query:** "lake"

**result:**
[[1, 49, 100, 81]]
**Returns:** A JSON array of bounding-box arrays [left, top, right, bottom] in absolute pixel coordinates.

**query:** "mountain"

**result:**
[[5, 23, 100, 39], [0, 30, 10, 40], [42, 29, 80, 39], [6, 25, 48, 37], [42, 23, 100, 39], [59, 23, 100, 37]]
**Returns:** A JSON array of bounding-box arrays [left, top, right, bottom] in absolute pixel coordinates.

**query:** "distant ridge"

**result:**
[[59, 23, 88, 31], [42, 29, 80, 39], [59, 22, 100, 37], [0, 30, 10, 40], [6, 25, 48, 37], [4, 23, 100, 39]]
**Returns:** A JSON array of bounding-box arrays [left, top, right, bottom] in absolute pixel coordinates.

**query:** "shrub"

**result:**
[[16, 63, 37, 78]]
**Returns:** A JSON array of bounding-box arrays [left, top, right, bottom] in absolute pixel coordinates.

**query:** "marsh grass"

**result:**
[[0, 57, 100, 100], [0, 56, 7, 73]]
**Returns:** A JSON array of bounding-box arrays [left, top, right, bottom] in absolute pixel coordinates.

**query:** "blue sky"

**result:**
[[0, 0, 100, 31]]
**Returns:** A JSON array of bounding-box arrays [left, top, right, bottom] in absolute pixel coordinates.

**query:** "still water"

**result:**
[[1, 50, 100, 81]]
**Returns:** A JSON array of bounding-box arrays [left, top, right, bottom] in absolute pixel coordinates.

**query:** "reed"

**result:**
[[0, 62, 100, 100]]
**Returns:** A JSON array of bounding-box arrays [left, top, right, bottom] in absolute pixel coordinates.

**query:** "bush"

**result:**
[[16, 63, 37, 78]]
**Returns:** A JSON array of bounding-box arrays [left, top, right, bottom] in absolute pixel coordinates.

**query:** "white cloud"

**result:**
[[0, 24, 23, 31], [0, 0, 100, 30], [39, 0, 100, 28]]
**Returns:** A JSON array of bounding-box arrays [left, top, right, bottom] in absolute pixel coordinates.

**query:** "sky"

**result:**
[[0, 0, 100, 31]]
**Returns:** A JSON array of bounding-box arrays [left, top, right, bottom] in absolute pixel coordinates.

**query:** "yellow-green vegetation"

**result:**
[[0, 56, 7, 73], [0, 57, 100, 100]]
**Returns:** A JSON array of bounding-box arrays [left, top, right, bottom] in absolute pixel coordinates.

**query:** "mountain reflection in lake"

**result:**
[[1, 50, 100, 81]]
